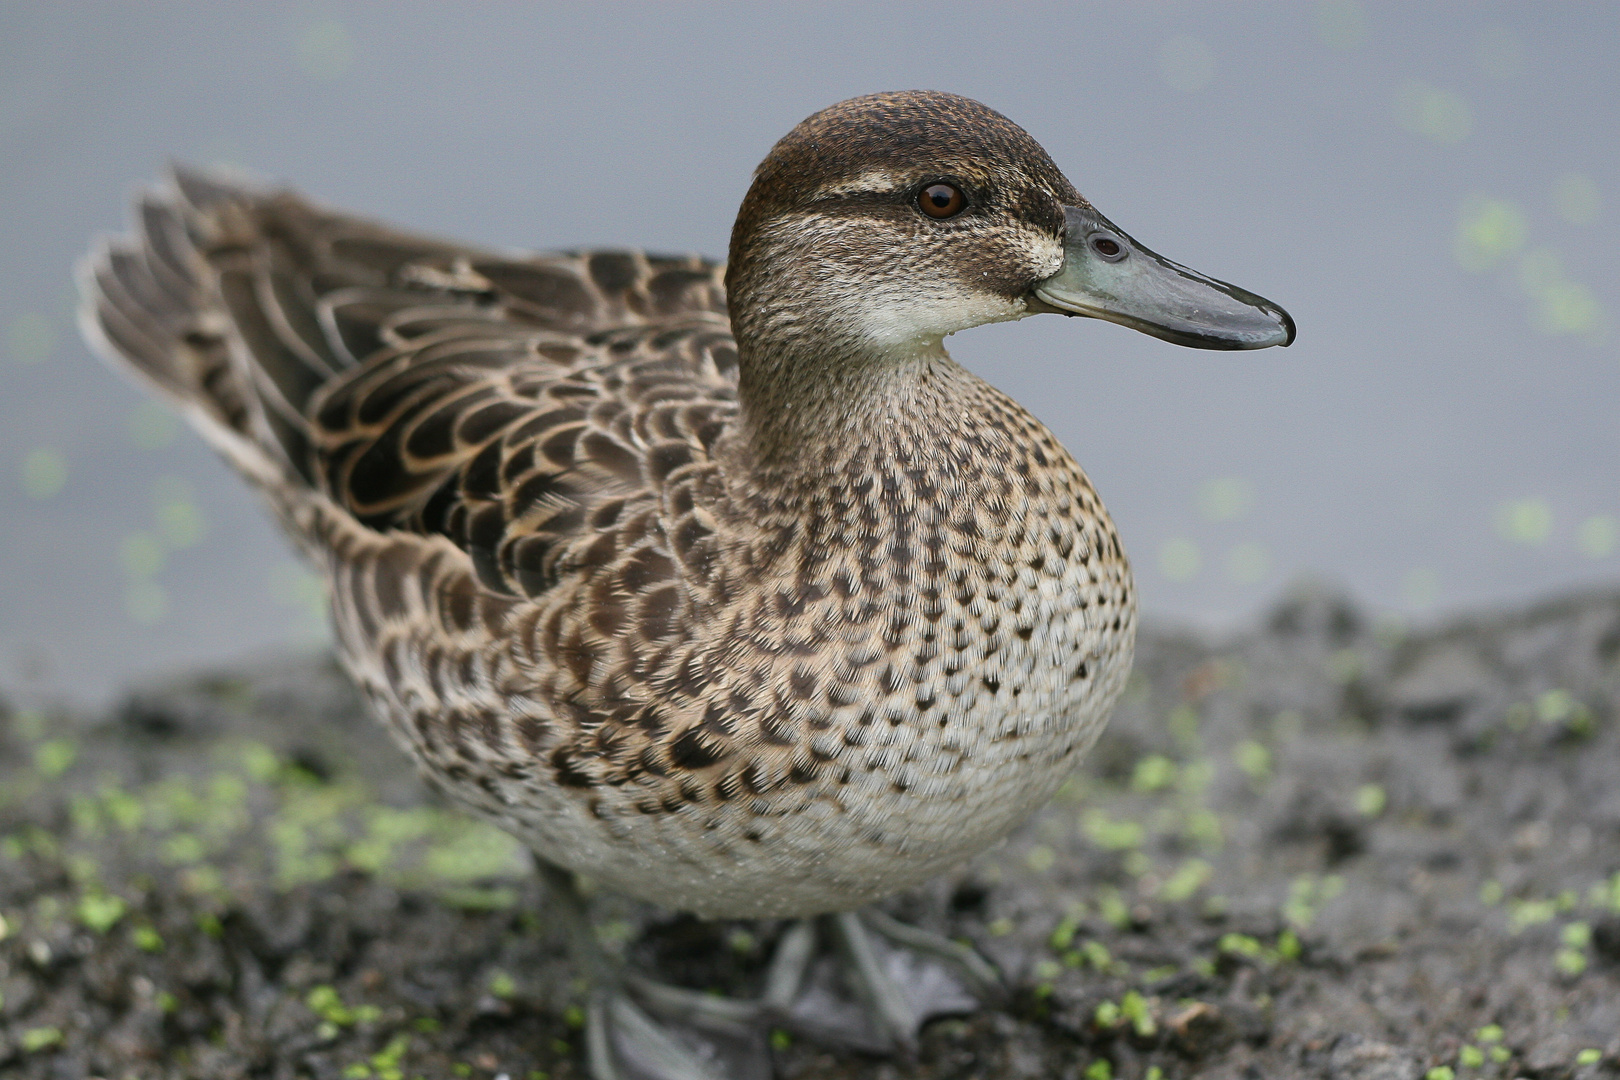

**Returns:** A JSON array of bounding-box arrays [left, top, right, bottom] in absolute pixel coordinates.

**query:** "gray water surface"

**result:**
[[2, 3, 1616, 705]]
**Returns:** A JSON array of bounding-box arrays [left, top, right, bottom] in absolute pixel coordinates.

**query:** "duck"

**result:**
[[80, 90, 1292, 1080]]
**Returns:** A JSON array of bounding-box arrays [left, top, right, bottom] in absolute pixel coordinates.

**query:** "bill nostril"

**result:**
[[1089, 234, 1125, 260]]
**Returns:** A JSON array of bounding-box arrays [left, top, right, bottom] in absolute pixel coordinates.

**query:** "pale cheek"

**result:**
[[998, 228, 1065, 287], [848, 282, 1028, 350], [1030, 235, 1064, 280], [756, 215, 1055, 352]]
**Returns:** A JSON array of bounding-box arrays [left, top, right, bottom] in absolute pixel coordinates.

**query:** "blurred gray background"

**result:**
[[2, 3, 1615, 707]]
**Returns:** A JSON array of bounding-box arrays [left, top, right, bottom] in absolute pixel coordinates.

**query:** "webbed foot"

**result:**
[[534, 854, 1001, 1075], [589, 984, 770, 1080], [770, 910, 1003, 1055], [536, 857, 772, 1080]]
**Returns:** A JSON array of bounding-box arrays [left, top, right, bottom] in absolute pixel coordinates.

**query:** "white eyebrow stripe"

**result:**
[[813, 169, 910, 197]]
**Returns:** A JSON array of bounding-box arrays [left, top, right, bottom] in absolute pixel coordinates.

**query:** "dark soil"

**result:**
[[4, 583, 1620, 1080]]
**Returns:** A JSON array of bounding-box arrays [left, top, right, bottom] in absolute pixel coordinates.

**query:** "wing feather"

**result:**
[[81, 166, 736, 607]]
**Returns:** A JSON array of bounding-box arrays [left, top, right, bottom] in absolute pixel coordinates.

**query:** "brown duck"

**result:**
[[81, 90, 1292, 1079]]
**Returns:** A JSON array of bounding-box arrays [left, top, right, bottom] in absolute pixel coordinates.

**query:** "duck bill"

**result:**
[[1032, 206, 1295, 349]]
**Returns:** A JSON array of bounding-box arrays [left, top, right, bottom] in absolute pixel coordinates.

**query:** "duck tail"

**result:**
[[77, 166, 346, 503]]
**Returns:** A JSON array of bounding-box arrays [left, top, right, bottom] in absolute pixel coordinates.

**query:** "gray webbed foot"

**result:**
[[769, 910, 1002, 1055], [537, 854, 1001, 1075], [538, 856, 771, 1080], [591, 988, 771, 1080]]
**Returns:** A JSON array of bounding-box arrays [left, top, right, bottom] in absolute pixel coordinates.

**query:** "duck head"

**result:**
[[726, 90, 1294, 377]]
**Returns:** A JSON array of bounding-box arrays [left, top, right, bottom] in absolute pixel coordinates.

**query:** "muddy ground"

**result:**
[[3, 583, 1620, 1080]]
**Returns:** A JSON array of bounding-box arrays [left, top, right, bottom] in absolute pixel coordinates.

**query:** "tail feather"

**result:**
[[80, 170, 302, 488], [79, 165, 496, 496], [136, 195, 202, 308], [83, 163, 436, 492]]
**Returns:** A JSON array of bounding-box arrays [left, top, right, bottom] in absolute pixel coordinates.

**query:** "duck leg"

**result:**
[[773, 908, 1003, 1055], [859, 907, 1003, 1001], [533, 857, 772, 1080], [536, 855, 1001, 1071]]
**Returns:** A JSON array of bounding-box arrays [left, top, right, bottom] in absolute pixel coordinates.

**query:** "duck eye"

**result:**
[[918, 183, 966, 219], [1089, 234, 1126, 261]]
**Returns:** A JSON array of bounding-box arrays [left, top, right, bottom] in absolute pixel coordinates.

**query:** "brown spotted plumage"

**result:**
[[79, 92, 1156, 920]]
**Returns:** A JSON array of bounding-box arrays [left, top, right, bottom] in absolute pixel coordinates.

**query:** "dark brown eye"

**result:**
[[1092, 237, 1121, 257], [918, 182, 966, 219]]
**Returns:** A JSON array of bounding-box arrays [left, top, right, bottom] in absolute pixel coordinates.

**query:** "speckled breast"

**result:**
[[342, 396, 1136, 920]]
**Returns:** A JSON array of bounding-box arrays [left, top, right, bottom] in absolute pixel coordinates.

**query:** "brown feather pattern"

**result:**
[[80, 91, 1136, 918]]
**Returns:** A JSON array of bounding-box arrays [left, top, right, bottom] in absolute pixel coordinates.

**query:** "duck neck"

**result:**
[[729, 327, 969, 481]]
